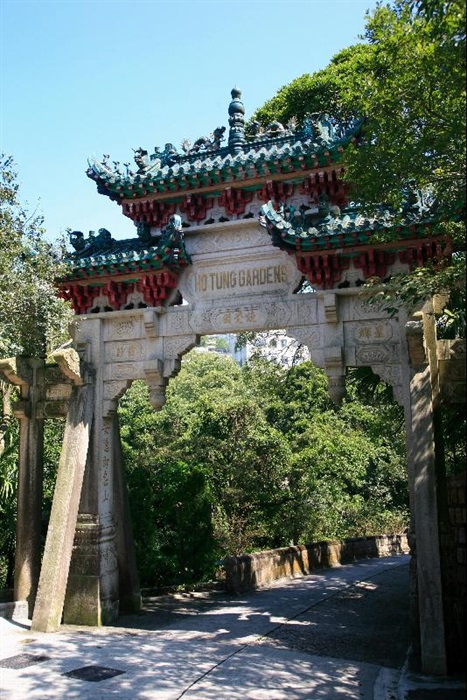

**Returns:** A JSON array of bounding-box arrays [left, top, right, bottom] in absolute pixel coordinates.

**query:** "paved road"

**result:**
[[0, 555, 435, 700]]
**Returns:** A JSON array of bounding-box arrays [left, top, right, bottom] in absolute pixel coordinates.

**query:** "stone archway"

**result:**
[[2, 88, 464, 676], [13, 216, 450, 677]]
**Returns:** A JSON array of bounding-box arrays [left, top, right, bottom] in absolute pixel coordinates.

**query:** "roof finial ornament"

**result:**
[[228, 86, 246, 154]]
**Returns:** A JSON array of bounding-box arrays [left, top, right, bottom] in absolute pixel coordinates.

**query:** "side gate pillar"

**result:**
[[0, 358, 45, 618], [62, 317, 141, 625], [404, 305, 447, 675]]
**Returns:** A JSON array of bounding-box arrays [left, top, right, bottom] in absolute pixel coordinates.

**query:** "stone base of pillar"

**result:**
[[63, 515, 119, 626]]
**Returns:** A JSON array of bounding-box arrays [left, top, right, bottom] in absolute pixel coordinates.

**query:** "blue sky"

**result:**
[[1, 0, 379, 242]]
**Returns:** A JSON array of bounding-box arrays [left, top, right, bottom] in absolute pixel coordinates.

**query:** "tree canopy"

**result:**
[[118, 352, 409, 589], [0, 155, 72, 588], [343, 0, 466, 214], [251, 0, 466, 322], [0, 155, 72, 358]]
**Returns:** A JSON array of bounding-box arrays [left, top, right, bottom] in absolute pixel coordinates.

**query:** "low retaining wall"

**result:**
[[224, 534, 409, 594], [0, 600, 29, 621]]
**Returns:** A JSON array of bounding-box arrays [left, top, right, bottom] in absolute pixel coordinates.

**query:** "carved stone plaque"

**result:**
[[105, 318, 141, 342], [189, 301, 294, 334], [105, 341, 145, 362], [352, 321, 394, 344], [355, 344, 394, 365], [179, 255, 302, 304]]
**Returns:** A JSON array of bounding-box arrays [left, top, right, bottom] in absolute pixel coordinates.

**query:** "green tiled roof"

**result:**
[[259, 194, 440, 253], [61, 217, 191, 281], [86, 91, 362, 201]]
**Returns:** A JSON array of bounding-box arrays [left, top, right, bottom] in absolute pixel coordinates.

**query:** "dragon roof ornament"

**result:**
[[86, 89, 363, 201], [259, 184, 438, 253], [63, 214, 191, 278], [61, 88, 454, 311]]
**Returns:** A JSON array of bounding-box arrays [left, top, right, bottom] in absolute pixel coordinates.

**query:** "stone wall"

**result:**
[[446, 471, 466, 600], [224, 534, 409, 594], [443, 470, 466, 671], [0, 600, 28, 621]]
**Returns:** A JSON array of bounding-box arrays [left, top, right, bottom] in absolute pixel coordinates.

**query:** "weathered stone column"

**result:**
[[31, 357, 94, 632], [404, 311, 447, 675], [14, 359, 45, 617], [0, 357, 45, 617], [62, 318, 120, 625], [63, 416, 118, 626]]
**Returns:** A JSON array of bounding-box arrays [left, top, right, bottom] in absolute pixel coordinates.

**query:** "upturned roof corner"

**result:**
[[59, 87, 453, 311]]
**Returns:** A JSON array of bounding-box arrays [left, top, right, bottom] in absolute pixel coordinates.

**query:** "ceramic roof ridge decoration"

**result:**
[[259, 184, 439, 252], [62, 214, 191, 280], [86, 88, 363, 202], [59, 87, 454, 310]]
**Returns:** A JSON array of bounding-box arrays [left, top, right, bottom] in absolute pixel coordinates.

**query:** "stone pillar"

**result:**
[[405, 312, 447, 675], [322, 292, 346, 404], [64, 408, 142, 623], [31, 370, 94, 632], [0, 357, 45, 618], [62, 318, 121, 625], [15, 359, 45, 617], [63, 385, 119, 624]]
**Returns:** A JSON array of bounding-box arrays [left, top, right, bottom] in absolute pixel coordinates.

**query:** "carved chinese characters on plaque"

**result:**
[[105, 341, 145, 363], [101, 420, 112, 506], [189, 302, 293, 334], [353, 322, 393, 343], [180, 256, 302, 304], [105, 318, 141, 341], [350, 320, 397, 365]]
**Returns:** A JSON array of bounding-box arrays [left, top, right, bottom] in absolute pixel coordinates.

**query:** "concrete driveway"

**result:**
[[0, 555, 414, 699]]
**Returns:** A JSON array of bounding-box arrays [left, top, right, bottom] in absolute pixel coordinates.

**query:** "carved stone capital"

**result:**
[[406, 319, 426, 368], [147, 380, 168, 410], [143, 361, 168, 409], [324, 345, 344, 369], [51, 346, 83, 385], [0, 357, 33, 387], [143, 308, 163, 338]]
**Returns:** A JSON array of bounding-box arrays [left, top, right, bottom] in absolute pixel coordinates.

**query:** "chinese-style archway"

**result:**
[[1, 89, 464, 676]]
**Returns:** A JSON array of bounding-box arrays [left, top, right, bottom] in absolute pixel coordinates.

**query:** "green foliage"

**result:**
[[249, 44, 373, 128], [343, 0, 466, 212], [42, 419, 64, 526], [118, 379, 220, 586], [0, 154, 71, 589], [0, 412, 18, 589], [0, 352, 411, 593], [128, 455, 217, 587], [251, 1, 466, 322], [118, 353, 409, 589], [186, 398, 292, 554], [166, 351, 243, 410], [0, 412, 64, 590], [252, 2, 465, 218], [0, 154, 72, 357], [344, 0, 466, 323]]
